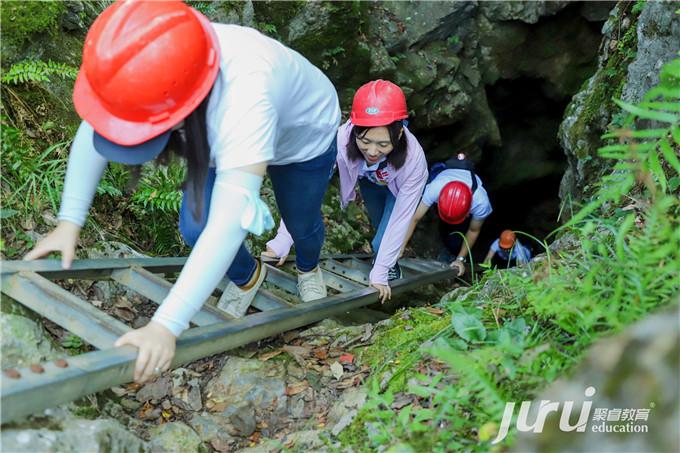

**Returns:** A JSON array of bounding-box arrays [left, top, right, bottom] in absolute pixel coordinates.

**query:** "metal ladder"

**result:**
[[0, 255, 454, 423]]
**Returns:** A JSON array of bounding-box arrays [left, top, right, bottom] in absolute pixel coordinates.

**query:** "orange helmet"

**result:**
[[74, 0, 220, 149], [438, 181, 473, 224], [499, 230, 516, 248], [350, 80, 408, 127]]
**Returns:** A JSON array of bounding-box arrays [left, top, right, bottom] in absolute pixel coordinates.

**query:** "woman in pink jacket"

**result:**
[[265, 80, 428, 302]]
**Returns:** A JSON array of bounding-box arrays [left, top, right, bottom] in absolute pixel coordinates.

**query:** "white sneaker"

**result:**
[[297, 268, 327, 302], [216, 261, 267, 318]]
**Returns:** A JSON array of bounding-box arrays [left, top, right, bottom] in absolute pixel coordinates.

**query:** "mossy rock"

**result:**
[[0, 1, 67, 48], [558, 2, 643, 202]]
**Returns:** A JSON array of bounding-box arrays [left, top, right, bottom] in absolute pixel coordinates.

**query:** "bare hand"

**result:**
[[23, 220, 81, 269], [114, 321, 176, 383], [261, 246, 287, 266], [370, 282, 391, 304], [450, 260, 465, 277]]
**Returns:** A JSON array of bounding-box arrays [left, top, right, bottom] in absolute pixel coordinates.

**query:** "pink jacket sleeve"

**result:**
[[265, 220, 294, 258], [369, 129, 428, 285]]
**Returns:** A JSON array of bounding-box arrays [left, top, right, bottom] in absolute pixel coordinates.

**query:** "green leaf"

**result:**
[[639, 101, 680, 112], [0, 208, 20, 219], [668, 176, 680, 191], [644, 85, 680, 100], [451, 312, 486, 342], [659, 137, 680, 174], [622, 128, 670, 139], [661, 58, 680, 78], [614, 98, 680, 123]]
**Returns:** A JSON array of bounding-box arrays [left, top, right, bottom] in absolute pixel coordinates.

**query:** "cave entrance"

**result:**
[[410, 76, 571, 265], [479, 76, 570, 253]]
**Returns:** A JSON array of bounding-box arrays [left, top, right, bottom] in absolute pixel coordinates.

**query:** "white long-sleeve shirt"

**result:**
[[59, 24, 341, 336]]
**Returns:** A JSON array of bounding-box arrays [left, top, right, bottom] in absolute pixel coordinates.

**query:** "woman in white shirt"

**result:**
[[24, 0, 341, 383]]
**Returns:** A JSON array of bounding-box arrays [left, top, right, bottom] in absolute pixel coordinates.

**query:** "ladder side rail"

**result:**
[[1, 260, 456, 423], [1, 272, 130, 349], [0, 257, 187, 277], [406, 257, 449, 271]]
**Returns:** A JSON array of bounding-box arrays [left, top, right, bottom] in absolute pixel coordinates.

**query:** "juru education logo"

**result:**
[[492, 387, 653, 444]]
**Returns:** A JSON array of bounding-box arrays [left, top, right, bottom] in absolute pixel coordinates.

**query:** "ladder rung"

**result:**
[[110, 267, 230, 326], [321, 259, 369, 285]]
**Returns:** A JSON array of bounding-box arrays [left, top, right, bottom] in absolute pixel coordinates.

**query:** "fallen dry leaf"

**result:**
[[114, 295, 134, 309], [339, 352, 355, 364], [248, 431, 260, 442], [259, 350, 283, 361], [330, 361, 344, 380], [313, 348, 328, 360], [110, 386, 128, 396], [283, 380, 309, 396], [115, 307, 136, 321], [209, 401, 229, 412], [283, 345, 312, 367]]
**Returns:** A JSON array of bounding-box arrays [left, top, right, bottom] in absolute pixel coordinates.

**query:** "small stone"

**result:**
[[29, 364, 45, 374], [5, 369, 21, 379], [54, 359, 69, 368]]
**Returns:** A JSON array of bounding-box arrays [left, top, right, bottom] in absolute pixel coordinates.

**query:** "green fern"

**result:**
[[128, 163, 186, 256], [1, 59, 78, 85], [187, 1, 216, 16]]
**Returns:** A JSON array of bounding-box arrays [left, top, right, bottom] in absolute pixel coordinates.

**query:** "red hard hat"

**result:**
[[499, 230, 516, 248], [350, 80, 408, 127], [438, 181, 473, 224], [73, 0, 220, 146]]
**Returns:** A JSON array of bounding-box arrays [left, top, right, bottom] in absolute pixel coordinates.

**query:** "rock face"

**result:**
[[510, 302, 680, 453], [558, 0, 680, 203], [622, 0, 680, 105], [1, 312, 59, 370], [0, 0, 618, 249], [1, 409, 149, 453]]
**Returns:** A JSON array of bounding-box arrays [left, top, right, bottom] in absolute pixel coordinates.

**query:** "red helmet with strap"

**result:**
[[350, 80, 408, 127], [499, 230, 516, 248], [438, 181, 473, 224], [73, 0, 220, 146]]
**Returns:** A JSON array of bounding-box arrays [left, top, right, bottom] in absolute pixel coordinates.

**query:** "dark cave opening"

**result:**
[[478, 77, 570, 252], [402, 0, 611, 266], [409, 76, 572, 264]]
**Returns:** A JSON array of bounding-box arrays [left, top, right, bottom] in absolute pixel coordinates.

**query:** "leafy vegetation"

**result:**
[[0, 1, 66, 47], [62, 334, 84, 353], [1, 60, 78, 85], [338, 56, 680, 452], [186, 1, 217, 16], [0, 118, 68, 222], [127, 164, 187, 256]]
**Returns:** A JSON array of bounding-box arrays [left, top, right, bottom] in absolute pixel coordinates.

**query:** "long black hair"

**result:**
[[129, 92, 212, 222], [346, 120, 407, 169]]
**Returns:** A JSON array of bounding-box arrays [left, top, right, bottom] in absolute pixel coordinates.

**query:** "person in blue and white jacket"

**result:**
[[482, 230, 532, 268]]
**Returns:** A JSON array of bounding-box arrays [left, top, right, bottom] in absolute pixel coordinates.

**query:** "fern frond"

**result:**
[[1, 60, 78, 85]]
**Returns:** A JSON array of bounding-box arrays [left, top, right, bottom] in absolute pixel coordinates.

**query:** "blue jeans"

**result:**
[[179, 139, 337, 286], [358, 178, 396, 255]]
